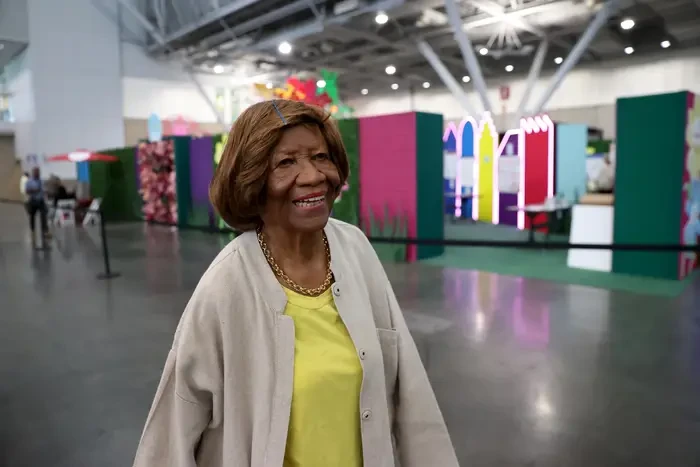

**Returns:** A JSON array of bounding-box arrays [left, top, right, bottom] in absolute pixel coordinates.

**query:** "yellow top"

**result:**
[[282, 286, 364, 467]]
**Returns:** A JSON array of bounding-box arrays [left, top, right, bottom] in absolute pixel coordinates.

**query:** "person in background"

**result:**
[[594, 153, 615, 194], [19, 171, 29, 201], [133, 100, 459, 467], [24, 167, 49, 247]]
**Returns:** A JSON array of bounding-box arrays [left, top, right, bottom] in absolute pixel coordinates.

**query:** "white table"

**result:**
[[567, 204, 614, 272]]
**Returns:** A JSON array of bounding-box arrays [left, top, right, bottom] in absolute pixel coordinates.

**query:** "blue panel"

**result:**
[[460, 122, 474, 158], [443, 130, 457, 152], [76, 161, 90, 182], [555, 123, 588, 203]]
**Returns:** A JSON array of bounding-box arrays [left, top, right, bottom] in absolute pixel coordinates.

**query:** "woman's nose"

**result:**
[[296, 159, 325, 185]]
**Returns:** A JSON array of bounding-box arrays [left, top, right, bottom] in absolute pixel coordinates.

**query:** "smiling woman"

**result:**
[[133, 100, 459, 467]]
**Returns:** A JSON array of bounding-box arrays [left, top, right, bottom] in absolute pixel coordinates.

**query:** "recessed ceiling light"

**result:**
[[624, 46, 634, 55], [505, 65, 514, 72], [661, 40, 671, 49], [317, 79, 326, 88], [385, 65, 396, 75], [266, 82, 273, 89], [278, 41, 292, 54], [391, 83, 399, 90], [361, 88, 369, 95], [620, 18, 635, 30], [462, 75, 471, 83], [213, 64, 224, 74], [423, 81, 430, 89], [554, 56, 563, 64], [479, 47, 488, 56], [375, 11, 389, 25]]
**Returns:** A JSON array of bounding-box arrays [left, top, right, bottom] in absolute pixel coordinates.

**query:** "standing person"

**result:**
[[133, 100, 459, 467], [24, 167, 49, 247], [19, 171, 29, 201]]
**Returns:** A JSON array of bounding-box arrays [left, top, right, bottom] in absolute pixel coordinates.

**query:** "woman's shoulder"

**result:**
[[326, 218, 388, 281]]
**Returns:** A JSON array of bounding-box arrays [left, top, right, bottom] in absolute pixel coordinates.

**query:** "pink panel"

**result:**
[[359, 112, 417, 262]]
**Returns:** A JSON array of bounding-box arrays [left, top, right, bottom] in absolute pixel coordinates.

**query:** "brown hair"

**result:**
[[209, 99, 349, 231]]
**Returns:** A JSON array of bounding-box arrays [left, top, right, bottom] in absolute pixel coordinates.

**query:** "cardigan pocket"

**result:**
[[376, 328, 399, 408]]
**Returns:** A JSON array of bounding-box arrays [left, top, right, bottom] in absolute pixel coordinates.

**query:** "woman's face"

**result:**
[[263, 124, 340, 233]]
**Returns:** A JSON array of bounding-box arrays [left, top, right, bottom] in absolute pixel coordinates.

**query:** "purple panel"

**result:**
[[189, 137, 214, 201], [189, 137, 215, 222], [499, 193, 518, 226]]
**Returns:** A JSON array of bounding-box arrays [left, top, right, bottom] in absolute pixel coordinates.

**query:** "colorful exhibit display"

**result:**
[[443, 114, 559, 230], [614, 91, 698, 281], [359, 112, 444, 262]]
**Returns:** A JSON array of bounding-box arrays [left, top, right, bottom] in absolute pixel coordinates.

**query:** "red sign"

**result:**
[[499, 85, 510, 101]]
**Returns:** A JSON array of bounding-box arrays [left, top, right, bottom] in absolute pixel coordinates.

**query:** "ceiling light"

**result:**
[[624, 46, 634, 55], [479, 47, 488, 56], [391, 83, 399, 90], [661, 40, 671, 49], [317, 79, 326, 88], [213, 64, 224, 74], [385, 65, 396, 75], [462, 75, 471, 83], [505, 65, 514, 72], [266, 82, 273, 89], [278, 41, 292, 54], [620, 18, 635, 30], [361, 88, 369, 95], [375, 11, 389, 25], [206, 50, 218, 58], [554, 56, 563, 64], [422, 81, 430, 89]]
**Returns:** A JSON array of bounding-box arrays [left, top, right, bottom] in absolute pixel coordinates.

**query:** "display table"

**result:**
[[567, 194, 614, 272]]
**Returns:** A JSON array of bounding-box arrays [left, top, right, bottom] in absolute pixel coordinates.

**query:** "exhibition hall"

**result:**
[[1, 0, 699, 465]]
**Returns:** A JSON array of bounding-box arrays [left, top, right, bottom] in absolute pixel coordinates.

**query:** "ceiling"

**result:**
[[132, 0, 700, 97]]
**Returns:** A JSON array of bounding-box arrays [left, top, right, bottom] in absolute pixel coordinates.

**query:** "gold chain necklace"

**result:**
[[257, 229, 333, 296]]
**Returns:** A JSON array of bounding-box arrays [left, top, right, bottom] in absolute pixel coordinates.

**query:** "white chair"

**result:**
[[82, 198, 102, 227], [54, 199, 76, 227]]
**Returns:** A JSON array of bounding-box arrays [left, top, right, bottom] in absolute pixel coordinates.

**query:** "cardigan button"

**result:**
[[332, 284, 341, 297], [362, 410, 372, 420], [359, 349, 367, 360]]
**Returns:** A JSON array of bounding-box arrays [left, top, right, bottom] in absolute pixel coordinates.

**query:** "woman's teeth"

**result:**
[[293, 195, 325, 207]]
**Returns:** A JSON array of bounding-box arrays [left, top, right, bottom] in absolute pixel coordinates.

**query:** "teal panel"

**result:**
[[415, 112, 445, 259], [556, 123, 588, 203], [333, 118, 360, 226], [169, 136, 192, 227], [613, 92, 687, 280]]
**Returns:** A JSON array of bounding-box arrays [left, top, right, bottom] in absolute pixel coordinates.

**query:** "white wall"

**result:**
[[0, 0, 28, 42], [26, 0, 124, 179], [348, 48, 700, 137]]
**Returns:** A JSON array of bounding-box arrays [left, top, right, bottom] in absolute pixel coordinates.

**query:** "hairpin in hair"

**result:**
[[271, 100, 287, 124]]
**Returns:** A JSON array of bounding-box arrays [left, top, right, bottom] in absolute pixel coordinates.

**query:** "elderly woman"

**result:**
[[133, 100, 458, 467]]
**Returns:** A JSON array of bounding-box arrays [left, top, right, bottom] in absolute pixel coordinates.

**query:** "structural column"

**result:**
[[23, 0, 125, 179]]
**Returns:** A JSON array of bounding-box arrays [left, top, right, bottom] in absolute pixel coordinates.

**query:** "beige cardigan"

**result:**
[[133, 219, 459, 467]]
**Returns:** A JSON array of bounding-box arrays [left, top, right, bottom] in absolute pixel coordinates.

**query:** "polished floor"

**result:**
[[1, 203, 700, 466]]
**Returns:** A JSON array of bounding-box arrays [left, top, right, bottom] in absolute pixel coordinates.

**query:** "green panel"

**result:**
[[89, 147, 140, 222], [613, 92, 687, 279], [169, 136, 192, 227], [415, 112, 445, 259], [333, 118, 360, 226]]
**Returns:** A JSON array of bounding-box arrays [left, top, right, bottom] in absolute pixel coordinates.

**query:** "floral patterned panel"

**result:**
[[138, 140, 178, 224]]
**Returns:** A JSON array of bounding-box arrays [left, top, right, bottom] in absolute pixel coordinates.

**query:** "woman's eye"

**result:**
[[313, 153, 329, 160], [278, 158, 295, 167]]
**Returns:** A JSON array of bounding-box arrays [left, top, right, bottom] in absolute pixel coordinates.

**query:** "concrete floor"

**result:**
[[1, 203, 700, 466]]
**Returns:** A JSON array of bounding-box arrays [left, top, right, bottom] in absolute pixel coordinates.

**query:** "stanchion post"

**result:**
[[96, 206, 120, 280]]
